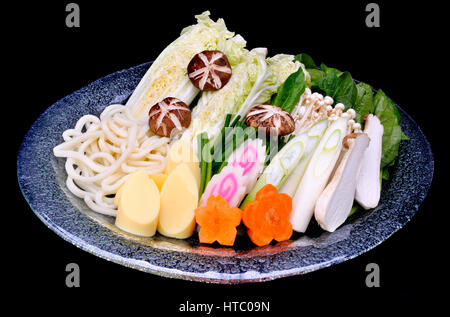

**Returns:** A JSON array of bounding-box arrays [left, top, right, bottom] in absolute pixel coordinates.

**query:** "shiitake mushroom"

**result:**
[[187, 50, 232, 91], [148, 97, 191, 137], [245, 104, 295, 136]]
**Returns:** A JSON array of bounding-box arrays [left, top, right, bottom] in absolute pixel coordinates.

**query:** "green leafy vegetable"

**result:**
[[307, 68, 325, 85], [320, 63, 344, 77], [291, 53, 410, 222], [330, 72, 358, 109], [381, 167, 390, 181], [353, 82, 375, 124], [348, 204, 360, 217], [373, 89, 405, 168], [294, 53, 317, 69], [316, 65, 340, 96], [272, 67, 306, 113], [401, 132, 409, 141], [315, 64, 357, 109], [295, 53, 408, 173]]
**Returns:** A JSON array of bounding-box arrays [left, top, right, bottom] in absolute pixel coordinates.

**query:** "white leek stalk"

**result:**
[[279, 119, 328, 197], [355, 114, 384, 209], [315, 133, 370, 232], [289, 117, 349, 232], [240, 132, 308, 208]]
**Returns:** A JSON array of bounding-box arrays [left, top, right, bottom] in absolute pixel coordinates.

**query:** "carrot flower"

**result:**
[[242, 184, 293, 246], [195, 195, 242, 246]]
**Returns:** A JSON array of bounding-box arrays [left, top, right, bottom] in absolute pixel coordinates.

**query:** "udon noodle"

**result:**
[[53, 104, 170, 216]]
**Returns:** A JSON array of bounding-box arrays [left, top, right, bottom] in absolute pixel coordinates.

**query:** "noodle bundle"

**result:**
[[53, 104, 170, 216]]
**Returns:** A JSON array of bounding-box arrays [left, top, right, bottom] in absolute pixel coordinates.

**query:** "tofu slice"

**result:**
[[115, 170, 160, 237]]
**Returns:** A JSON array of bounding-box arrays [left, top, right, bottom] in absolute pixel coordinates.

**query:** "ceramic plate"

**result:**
[[17, 62, 434, 283]]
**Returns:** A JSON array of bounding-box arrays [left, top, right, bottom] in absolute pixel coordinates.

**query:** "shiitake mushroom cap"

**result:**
[[245, 104, 295, 136], [187, 50, 232, 91], [148, 97, 191, 137]]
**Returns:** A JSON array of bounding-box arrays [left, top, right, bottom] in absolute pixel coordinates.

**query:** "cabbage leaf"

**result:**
[[125, 11, 235, 120]]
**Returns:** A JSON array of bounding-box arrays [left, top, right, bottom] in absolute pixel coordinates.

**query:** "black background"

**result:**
[[7, 0, 445, 312]]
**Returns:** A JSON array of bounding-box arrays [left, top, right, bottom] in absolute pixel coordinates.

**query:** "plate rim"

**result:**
[[16, 61, 435, 283]]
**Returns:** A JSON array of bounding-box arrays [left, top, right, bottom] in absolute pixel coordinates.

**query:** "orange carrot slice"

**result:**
[[195, 195, 242, 246], [242, 184, 293, 246]]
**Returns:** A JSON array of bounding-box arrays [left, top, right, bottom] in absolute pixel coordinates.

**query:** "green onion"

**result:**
[[204, 140, 212, 189], [210, 114, 231, 157], [224, 122, 245, 146], [219, 114, 241, 150], [217, 127, 256, 174], [230, 114, 241, 128], [265, 139, 270, 155], [224, 113, 232, 128], [197, 133, 203, 163], [210, 114, 235, 163], [198, 132, 209, 196]]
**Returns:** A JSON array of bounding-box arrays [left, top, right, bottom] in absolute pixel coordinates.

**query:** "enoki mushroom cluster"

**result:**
[[291, 88, 361, 135]]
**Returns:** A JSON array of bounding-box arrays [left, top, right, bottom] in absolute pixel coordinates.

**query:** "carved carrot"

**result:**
[[242, 184, 293, 246], [195, 195, 242, 246]]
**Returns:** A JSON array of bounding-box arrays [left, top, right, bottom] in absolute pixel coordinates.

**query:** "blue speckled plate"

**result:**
[[17, 62, 434, 283]]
